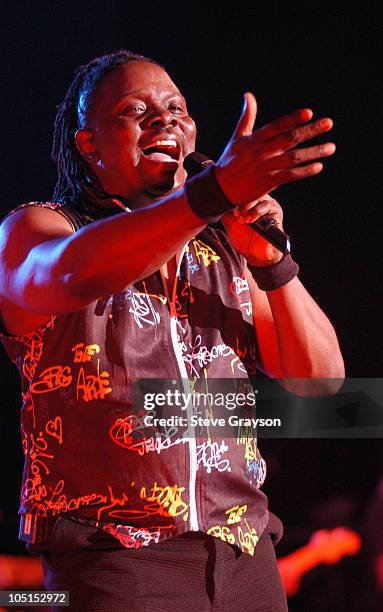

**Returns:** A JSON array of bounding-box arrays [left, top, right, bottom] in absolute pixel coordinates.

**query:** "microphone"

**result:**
[[183, 152, 290, 254]]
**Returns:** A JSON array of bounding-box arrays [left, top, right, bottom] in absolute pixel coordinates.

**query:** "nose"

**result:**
[[142, 105, 178, 129]]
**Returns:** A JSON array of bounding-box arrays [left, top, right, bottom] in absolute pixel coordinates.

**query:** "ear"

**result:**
[[75, 128, 97, 161]]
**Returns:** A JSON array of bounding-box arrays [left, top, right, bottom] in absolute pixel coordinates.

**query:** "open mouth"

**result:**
[[142, 139, 180, 162]]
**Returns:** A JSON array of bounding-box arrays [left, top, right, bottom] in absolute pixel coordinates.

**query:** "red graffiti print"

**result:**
[[45, 416, 63, 444], [30, 366, 72, 394], [76, 359, 112, 402]]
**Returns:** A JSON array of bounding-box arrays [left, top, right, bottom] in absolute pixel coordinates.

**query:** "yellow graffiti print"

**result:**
[[71, 342, 101, 363], [225, 504, 248, 525], [238, 519, 259, 556], [206, 525, 235, 545], [193, 239, 220, 267], [237, 430, 257, 461], [145, 482, 188, 517], [208, 504, 259, 555]]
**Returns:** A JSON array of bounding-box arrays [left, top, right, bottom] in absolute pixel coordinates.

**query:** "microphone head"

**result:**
[[183, 151, 214, 177]]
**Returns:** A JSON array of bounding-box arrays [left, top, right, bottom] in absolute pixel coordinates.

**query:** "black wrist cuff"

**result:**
[[247, 252, 299, 291], [184, 164, 235, 222]]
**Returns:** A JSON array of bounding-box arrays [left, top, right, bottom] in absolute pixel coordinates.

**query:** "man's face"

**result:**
[[79, 61, 197, 205]]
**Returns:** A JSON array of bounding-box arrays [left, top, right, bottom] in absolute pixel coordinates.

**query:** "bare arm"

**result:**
[[224, 189, 345, 392], [0, 191, 206, 316], [245, 267, 345, 382]]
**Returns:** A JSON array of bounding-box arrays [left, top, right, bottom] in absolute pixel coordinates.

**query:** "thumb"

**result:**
[[232, 92, 257, 139]]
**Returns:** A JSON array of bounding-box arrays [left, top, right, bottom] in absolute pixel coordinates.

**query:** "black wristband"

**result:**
[[247, 252, 299, 291], [184, 164, 235, 222]]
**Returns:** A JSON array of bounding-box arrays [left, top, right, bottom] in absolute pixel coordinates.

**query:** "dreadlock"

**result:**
[[51, 50, 160, 203]]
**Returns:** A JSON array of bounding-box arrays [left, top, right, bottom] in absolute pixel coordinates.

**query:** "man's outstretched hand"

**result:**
[[214, 92, 335, 207]]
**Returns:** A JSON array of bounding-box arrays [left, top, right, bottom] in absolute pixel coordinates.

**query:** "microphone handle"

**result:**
[[249, 216, 290, 254], [192, 159, 290, 254]]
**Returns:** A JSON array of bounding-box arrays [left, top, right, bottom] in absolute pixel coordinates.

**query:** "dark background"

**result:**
[[0, 3, 382, 609]]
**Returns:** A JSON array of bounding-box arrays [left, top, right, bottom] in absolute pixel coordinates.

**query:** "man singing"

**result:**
[[0, 50, 344, 611]]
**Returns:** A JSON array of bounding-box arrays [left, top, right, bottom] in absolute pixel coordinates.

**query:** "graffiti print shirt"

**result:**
[[1, 199, 269, 556]]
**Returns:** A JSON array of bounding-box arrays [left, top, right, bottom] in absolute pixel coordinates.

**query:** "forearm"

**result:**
[[266, 276, 345, 380], [65, 190, 205, 294], [22, 189, 206, 312]]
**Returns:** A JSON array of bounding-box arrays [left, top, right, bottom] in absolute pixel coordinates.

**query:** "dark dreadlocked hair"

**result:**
[[51, 49, 161, 203]]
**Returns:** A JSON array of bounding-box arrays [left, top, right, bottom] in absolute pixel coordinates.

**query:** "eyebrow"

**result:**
[[113, 89, 186, 112], [118, 88, 183, 97]]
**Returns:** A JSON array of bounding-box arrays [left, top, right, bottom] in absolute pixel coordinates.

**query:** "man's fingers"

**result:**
[[255, 108, 313, 142], [268, 163, 324, 190], [217, 100, 335, 206], [237, 199, 283, 225], [234, 194, 273, 216], [263, 142, 336, 172], [259, 117, 334, 157], [232, 92, 257, 139]]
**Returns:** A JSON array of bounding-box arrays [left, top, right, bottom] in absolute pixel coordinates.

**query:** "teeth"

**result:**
[[147, 140, 177, 148]]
